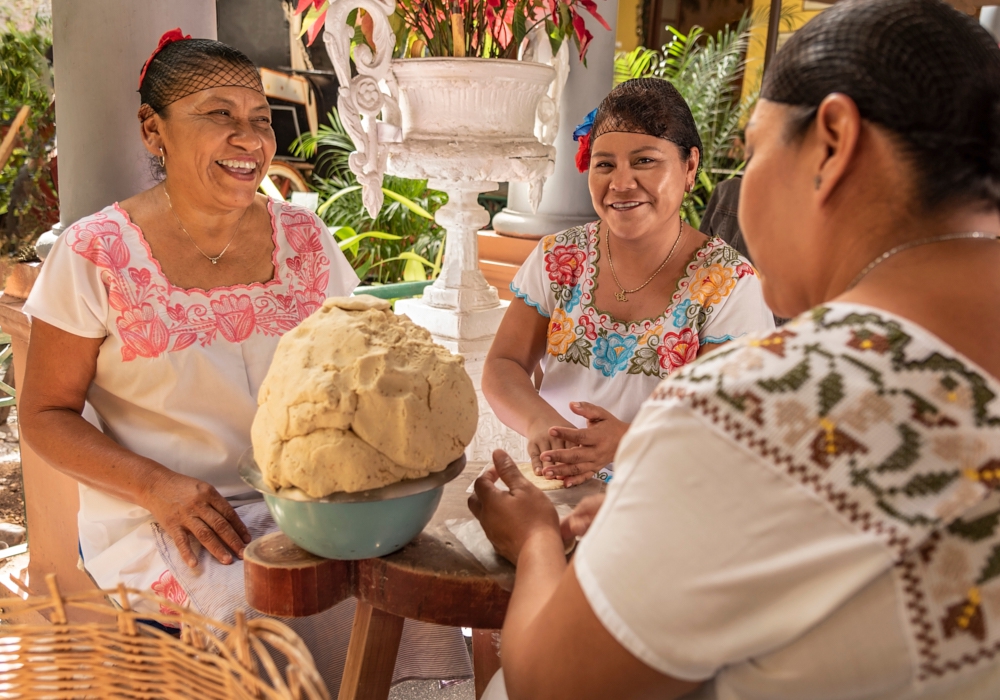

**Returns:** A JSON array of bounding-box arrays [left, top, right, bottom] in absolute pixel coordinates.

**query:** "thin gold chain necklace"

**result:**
[[846, 231, 998, 290], [162, 186, 248, 265], [605, 217, 685, 302]]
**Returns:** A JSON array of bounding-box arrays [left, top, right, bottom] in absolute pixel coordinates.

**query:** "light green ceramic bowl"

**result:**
[[238, 451, 465, 560]]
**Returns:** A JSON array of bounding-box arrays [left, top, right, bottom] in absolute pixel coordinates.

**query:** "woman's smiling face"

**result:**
[[154, 85, 276, 210], [588, 131, 698, 240]]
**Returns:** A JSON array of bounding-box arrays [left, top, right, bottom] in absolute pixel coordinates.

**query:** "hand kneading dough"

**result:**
[[518, 463, 566, 491], [252, 296, 478, 497]]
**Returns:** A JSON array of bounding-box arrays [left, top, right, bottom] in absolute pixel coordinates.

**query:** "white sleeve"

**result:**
[[315, 215, 360, 298], [699, 265, 774, 345], [573, 401, 893, 682], [23, 227, 109, 339], [509, 238, 554, 318]]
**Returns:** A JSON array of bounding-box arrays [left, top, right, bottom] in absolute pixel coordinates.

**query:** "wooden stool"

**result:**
[[245, 464, 604, 700]]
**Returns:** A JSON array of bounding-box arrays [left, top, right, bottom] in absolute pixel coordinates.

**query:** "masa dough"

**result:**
[[252, 296, 478, 497], [518, 462, 567, 491]]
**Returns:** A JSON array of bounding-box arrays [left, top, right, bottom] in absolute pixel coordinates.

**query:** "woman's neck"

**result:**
[[161, 182, 252, 244], [603, 217, 684, 273]]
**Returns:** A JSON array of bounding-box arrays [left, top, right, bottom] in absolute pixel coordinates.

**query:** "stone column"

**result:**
[[37, 0, 217, 258], [20, 0, 216, 607], [492, 1, 619, 238]]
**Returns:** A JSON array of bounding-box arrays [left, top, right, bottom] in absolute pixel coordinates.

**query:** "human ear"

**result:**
[[139, 114, 166, 158], [685, 146, 700, 190], [812, 93, 862, 202]]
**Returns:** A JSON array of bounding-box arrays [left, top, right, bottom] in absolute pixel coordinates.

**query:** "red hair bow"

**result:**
[[138, 27, 191, 89]]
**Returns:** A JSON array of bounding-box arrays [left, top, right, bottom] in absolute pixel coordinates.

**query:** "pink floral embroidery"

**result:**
[[66, 205, 332, 361], [150, 570, 188, 617], [734, 261, 756, 279], [579, 314, 598, 341], [657, 328, 700, 372]]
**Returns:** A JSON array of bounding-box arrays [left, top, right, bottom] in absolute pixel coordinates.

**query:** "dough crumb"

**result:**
[[252, 296, 478, 497]]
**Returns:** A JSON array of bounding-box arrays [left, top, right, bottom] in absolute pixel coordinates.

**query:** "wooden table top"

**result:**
[[245, 461, 604, 629]]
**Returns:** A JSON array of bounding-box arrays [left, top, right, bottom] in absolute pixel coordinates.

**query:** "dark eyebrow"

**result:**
[[591, 146, 664, 158], [198, 96, 271, 113]]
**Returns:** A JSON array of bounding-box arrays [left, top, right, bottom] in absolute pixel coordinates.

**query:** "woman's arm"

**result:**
[[483, 300, 575, 474], [469, 452, 699, 700], [19, 319, 250, 567]]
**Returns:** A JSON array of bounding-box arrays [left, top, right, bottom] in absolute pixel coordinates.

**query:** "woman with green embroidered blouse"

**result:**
[[483, 80, 774, 486]]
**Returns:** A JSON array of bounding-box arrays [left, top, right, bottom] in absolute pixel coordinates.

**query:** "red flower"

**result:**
[[657, 328, 699, 372], [138, 28, 191, 89], [575, 132, 591, 172], [734, 262, 756, 278], [544, 244, 587, 286], [210, 294, 256, 344], [282, 212, 324, 254], [580, 314, 597, 341], [117, 303, 169, 360], [571, 12, 593, 61]]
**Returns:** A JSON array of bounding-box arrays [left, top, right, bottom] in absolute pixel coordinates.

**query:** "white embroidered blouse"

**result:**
[[23, 200, 359, 578], [510, 222, 775, 427]]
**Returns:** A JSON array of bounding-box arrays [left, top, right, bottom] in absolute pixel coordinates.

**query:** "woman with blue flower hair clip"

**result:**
[[483, 79, 773, 487]]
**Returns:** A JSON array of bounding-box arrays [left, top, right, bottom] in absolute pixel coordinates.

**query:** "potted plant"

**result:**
[[290, 0, 610, 216]]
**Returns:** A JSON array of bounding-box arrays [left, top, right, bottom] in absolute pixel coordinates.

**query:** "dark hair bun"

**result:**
[[763, 0, 1000, 209]]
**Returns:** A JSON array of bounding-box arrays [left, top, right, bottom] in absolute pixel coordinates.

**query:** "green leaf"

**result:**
[[948, 509, 1000, 543], [628, 347, 661, 376], [875, 424, 922, 473], [817, 372, 845, 416], [512, 2, 527, 47], [381, 187, 435, 219], [402, 257, 428, 281], [977, 544, 1000, 585], [757, 359, 810, 393], [900, 471, 958, 498], [563, 338, 592, 368], [318, 185, 362, 216]]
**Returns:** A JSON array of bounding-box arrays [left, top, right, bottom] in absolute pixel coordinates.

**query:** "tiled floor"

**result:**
[[389, 679, 476, 699]]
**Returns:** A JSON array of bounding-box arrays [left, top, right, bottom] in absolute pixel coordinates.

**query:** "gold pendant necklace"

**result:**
[[163, 186, 248, 265], [607, 217, 685, 302]]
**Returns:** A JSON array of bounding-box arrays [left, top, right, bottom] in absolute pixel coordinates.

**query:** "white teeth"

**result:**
[[610, 202, 641, 210], [217, 159, 257, 171]]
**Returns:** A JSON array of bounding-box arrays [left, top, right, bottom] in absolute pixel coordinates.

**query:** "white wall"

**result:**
[[51, 0, 217, 226]]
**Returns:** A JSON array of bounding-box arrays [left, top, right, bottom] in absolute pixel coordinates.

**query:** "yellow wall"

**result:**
[[741, 0, 825, 104], [616, 0, 642, 51]]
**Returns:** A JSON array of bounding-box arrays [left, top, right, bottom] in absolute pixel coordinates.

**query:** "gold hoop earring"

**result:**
[[159, 148, 165, 168]]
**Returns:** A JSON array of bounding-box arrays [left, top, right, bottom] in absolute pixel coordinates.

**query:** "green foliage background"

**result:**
[[0, 17, 56, 258]]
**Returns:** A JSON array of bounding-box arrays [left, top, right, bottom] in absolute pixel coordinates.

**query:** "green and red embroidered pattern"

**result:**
[[652, 305, 1000, 680]]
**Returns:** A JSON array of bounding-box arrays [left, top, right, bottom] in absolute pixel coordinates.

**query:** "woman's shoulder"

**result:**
[[654, 301, 1000, 541], [688, 235, 757, 278], [539, 221, 599, 254]]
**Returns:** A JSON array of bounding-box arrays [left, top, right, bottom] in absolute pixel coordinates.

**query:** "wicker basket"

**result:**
[[0, 574, 330, 699]]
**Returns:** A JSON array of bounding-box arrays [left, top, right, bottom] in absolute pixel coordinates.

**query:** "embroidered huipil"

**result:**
[[510, 222, 775, 427], [23, 201, 359, 592], [571, 305, 1000, 699]]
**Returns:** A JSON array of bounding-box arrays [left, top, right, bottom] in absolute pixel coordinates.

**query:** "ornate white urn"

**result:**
[[323, 1, 568, 460]]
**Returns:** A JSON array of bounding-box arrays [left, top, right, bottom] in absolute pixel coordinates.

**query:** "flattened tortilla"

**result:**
[[518, 462, 567, 491]]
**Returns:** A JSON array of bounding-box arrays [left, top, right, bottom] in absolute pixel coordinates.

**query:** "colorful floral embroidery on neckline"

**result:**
[[540, 222, 756, 379], [66, 202, 331, 361]]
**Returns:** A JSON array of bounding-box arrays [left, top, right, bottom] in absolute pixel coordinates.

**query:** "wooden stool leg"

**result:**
[[472, 628, 501, 699], [337, 601, 405, 700]]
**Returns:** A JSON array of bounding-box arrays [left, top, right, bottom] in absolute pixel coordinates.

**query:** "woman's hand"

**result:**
[[469, 450, 562, 565], [560, 494, 606, 548], [142, 471, 251, 567], [526, 411, 575, 478], [539, 402, 629, 487]]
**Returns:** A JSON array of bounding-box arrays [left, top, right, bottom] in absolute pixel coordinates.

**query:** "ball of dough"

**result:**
[[251, 296, 479, 497]]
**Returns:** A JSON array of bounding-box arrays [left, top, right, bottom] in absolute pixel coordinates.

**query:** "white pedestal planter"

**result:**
[[322, 7, 568, 460]]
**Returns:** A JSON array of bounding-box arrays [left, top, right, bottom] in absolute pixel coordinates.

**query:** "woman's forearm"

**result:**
[[20, 405, 170, 508], [483, 356, 564, 435]]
